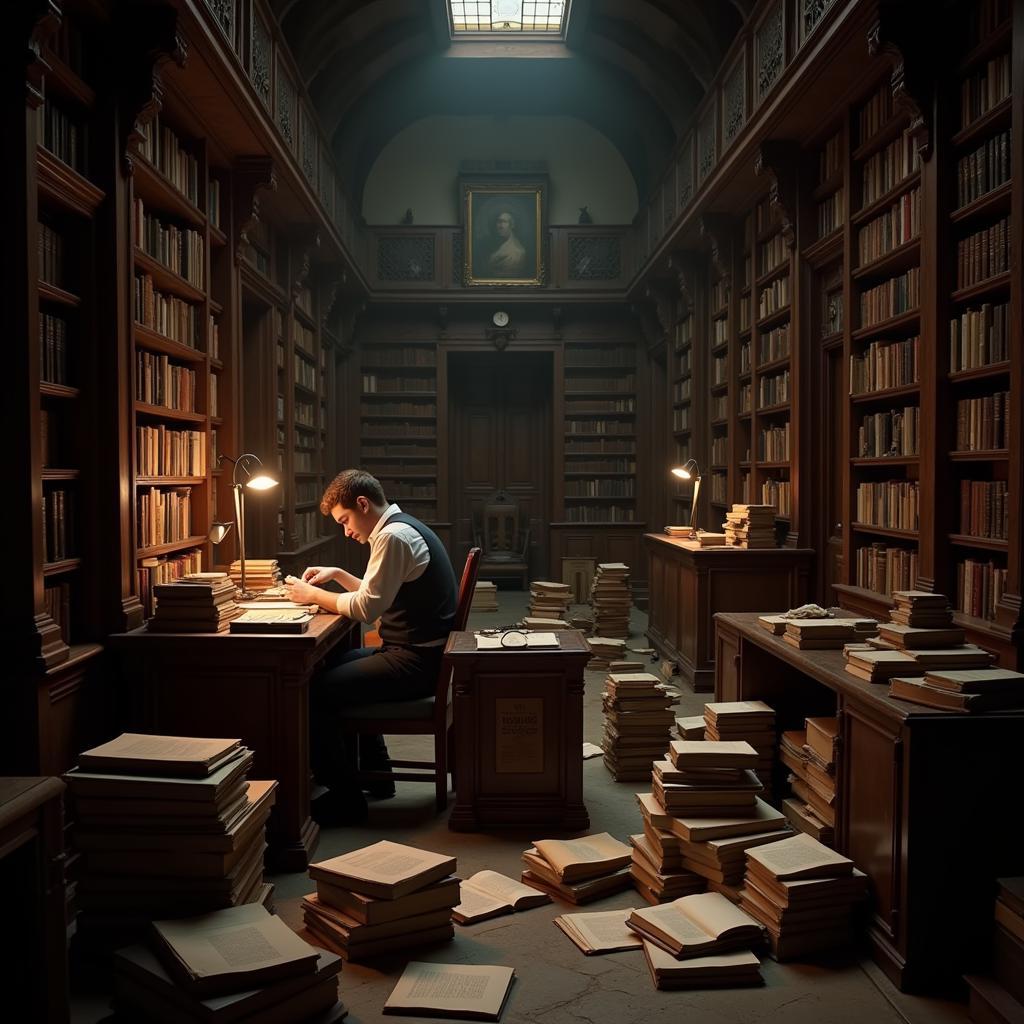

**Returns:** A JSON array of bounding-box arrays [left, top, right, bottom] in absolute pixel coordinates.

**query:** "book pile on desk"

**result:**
[[780, 617, 878, 649], [590, 562, 632, 639], [704, 701, 776, 797], [779, 717, 837, 846], [112, 903, 345, 1023], [520, 833, 633, 905], [601, 671, 676, 782], [150, 573, 241, 632], [64, 734, 275, 951], [675, 715, 706, 740], [664, 524, 692, 538], [627, 892, 765, 989], [528, 580, 572, 619], [302, 841, 458, 961], [470, 580, 499, 612], [889, 667, 1024, 712], [739, 833, 868, 960], [585, 635, 626, 670], [722, 505, 776, 548], [229, 559, 282, 594]]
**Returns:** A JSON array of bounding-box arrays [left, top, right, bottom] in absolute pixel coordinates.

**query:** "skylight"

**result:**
[[449, 1, 567, 35]]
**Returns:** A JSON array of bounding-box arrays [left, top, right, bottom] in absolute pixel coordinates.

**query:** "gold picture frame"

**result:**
[[462, 177, 546, 286]]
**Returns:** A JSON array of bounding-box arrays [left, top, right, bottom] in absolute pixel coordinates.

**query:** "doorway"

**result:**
[[448, 351, 553, 582]]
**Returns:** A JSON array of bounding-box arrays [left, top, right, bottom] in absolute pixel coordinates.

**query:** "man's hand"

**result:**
[[284, 577, 319, 604], [302, 566, 337, 585]]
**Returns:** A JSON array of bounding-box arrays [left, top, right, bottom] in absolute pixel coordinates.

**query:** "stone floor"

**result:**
[[72, 591, 972, 1024]]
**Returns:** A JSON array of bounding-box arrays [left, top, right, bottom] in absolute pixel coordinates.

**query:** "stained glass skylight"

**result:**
[[448, 1, 567, 35]]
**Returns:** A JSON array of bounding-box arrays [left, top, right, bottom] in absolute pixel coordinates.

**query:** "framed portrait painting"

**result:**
[[461, 176, 547, 286]]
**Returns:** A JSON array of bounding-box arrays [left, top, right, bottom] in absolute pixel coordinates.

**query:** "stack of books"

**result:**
[[664, 525, 692, 538], [527, 580, 572, 619], [722, 505, 776, 548], [781, 618, 879, 650], [703, 701, 776, 796], [590, 562, 632, 639], [966, 878, 1024, 1021], [628, 829, 706, 906], [586, 635, 626, 671], [888, 666, 1024, 712], [112, 904, 345, 1022], [779, 717, 837, 845], [739, 833, 868, 960], [846, 634, 993, 683], [601, 671, 676, 782], [521, 616, 569, 630], [697, 531, 728, 547], [520, 833, 633, 904], [627, 892, 764, 989], [65, 734, 274, 951], [675, 715, 706, 740], [302, 841, 458, 961], [889, 589, 957, 627], [229, 559, 281, 594], [150, 573, 241, 632], [470, 580, 499, 612], [570, 613, 594, 632]]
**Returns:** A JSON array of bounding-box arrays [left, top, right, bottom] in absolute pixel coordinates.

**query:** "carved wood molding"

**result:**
[[630, 299, 664, 352], [291, 229, 321, 298], [646, 283, 674, 344], [122, 6, 188, 174], [754, 140, 799, 249], [667, 251, 697, 315], [319, 265, 347, 340], [867, 7, 932, 160], [699, 214, 732, 284], [338, 299, 365, 351], [233, 156, 278, 266], [22, 0, 61, 110]]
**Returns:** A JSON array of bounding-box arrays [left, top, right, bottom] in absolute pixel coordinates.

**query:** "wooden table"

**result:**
[[110, 615, 359, 871], [715, 611, 1024, 993], [645, 533, 813, 691], [0, 777, 68, 1024], [446, 630, 592, 833]]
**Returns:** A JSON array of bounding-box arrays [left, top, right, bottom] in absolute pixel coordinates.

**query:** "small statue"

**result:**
[[578, 205, 593, 224], [400, 208, 414, 224]]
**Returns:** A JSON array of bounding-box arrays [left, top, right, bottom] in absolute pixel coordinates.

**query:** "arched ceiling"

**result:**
[[272, 0, 748, 212]]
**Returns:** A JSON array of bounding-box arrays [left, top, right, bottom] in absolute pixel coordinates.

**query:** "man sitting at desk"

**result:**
[[285, 470, 457, 823]]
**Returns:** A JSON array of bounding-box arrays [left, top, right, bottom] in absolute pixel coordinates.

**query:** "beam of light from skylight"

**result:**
[[449, 1, 567, 34]]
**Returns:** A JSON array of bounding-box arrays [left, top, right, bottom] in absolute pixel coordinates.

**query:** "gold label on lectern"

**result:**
[[494, 698, 544, 773]]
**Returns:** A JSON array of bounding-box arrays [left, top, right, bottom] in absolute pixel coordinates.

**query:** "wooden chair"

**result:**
[[343, 547, 481, 811], [472, 490, 531, 590]]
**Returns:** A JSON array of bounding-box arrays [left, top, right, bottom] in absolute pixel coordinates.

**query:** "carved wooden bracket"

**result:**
[[867, 7, 932, 160], [646, 284, 674, 344], [22, 0, 61, 110], [291, 230, 320, 298], [630, 300, 664, 352], [319, 265, 347, 339], [122, 6, 188, 174], [486, 327, 517, 351], [338, 299, 365, 351], [754, 141, 799, 249], [667, 252, 696, 316], [233, 157, 277, 266], [699, 214, 732, 285]]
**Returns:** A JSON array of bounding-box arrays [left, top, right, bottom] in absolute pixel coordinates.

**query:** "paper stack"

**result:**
[[112, 904, 345, 1022], [703, 701, 776, 796], [521, 616, 569, 630], [722, 505, 776, 548], [590, 563, 632, 639], [64, 734, 274, 951], [782, 618, 878, 650], [554, 909, 644, 954], [586, 636, 626, 671], [664, 525, 692, 538], [888, 666, 1024, 712], [150, 573, 242, 632], [303, 841, 458, 961], [675, 715, 706, 740], [779, 717, 837, 846], [229, 559, 282, 594], [628, 829, 706, 905], [740, 834, 868, 960], [601, 671, 676, 782], [470, 581, 499, 612], [528, 580, 572, 619], [521, 833, 633, 905]]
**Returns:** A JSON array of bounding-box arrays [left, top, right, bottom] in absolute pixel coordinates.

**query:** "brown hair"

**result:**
[[320, 470, 387, 516]]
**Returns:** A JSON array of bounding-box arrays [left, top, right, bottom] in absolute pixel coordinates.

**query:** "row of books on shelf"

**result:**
[[710, 395, 727, 421], [43, 487, 75, 562], [759, 326, 790, 363], [857, 187, 919, 264], [759, 370, 789, 407], [363, 422, 434, 437], [567, 437, 635, 454], [857, 405, 919, 457], [739, 384, 751, 413], [713, 355, 727, 385], [856, 543, 917, 596], [855, 480, 919, 532], [565, 345, 636, 367], [959, 53, 1011, 130], [673, 380, 691, 402], [957, 130, 1010, 208], [950, 302, 1009, 370], [133, 199, 205, 289], [138, 115, 200, 207], [713, 318, 729, 345], [135, 352, 197, 412], [567, 375, 637, 393], [819, 131, 841, 181], [361, 401, 435, 417], [293, 322, 314, 355], [817, 189, 844, 239], [567, 420, 633, 435], [39, 311, 70, 386], [361, 375, 435, 394], [956, 216, 1009, 289], [44, 581, 71, 644], [564, 505, 635, 523], [294, 510, 322, 546], [568, 458, 636, 473], [850, 335, 919, 395], [136, 425, 207, 477], [960, 479, 1009, 540], [293, 451, 317, 473], [361, 346, 435, 366], [362, 442, 437, 458], [39, 95, 82, 172], [762, 479, 790, 517], [957, 559, 1007, 621], [567, 398, 636, 413], [137, 549, 203, 618], [956, 391, 1010, 451], [856, 82, 894, 144], [565, 480, 635, 498], [758, 424, 790, 462], [38, 222, 66, 288], [134, 272, 205, 348], [860, 268, 919, 327], [137, 486, 192, 550], [860, 129, 919, 207], [758, 277, 789, 318], [295, 356, 319, 391], [676, 350, 692, 375], [758, 233, 788, 277]]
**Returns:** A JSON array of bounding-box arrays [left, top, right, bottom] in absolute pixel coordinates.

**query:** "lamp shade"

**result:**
[[671, 459, 700, 481], [246, 472, 278, 491], [208, 521, 233, 545]]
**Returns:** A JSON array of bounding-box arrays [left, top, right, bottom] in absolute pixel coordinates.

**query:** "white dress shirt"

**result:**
[[335, 504, 432, 632]]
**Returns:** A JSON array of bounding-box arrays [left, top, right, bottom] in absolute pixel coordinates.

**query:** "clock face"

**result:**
[[492, 311, 510, 327]]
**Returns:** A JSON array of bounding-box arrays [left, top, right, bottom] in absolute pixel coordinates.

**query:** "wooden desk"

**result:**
[[0, 777, 68, 1024], [645, 534, 813, 691], [715, 612, 1024, 993], [110, 615, 359, 871], [446, 630, 592, 833]]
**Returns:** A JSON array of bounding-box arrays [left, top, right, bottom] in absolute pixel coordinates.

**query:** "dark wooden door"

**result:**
[[448, 352, 552, 582]]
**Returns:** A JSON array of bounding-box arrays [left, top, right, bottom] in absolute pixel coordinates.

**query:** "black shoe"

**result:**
[[364, 778, 396, 799], [311, 788, 368, 826]]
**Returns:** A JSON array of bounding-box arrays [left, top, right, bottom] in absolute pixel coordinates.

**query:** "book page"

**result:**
[[80, 734, 239, 765], [233, 610, 311, 624], [582, 742, 603, 760], [313, 841, 452, 885], [453, 883, 509, 921], [631, 903, 714, 944], [556, 910, 642, 951], [533, 834, 631, 873], [465, 870, 543, 906], [675, 892, 761, 939], [384, 962, 514, 1016], [744, 833, 851, 878]]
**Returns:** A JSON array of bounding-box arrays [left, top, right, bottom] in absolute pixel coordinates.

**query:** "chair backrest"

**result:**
[[453, 547, 482, 633]]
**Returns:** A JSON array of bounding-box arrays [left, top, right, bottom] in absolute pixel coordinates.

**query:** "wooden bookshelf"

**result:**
[[669, 295, 693, 525]]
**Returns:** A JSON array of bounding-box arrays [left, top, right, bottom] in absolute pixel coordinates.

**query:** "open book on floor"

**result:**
[[452, 870, 551, 925], [553, 909, 644, 955], [383, 962, 515, 1020], [531, 833, 632, 882], [626, 891, 764, 959]]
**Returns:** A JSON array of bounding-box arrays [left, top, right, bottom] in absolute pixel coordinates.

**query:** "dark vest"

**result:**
[[378, 513, 457, 646]]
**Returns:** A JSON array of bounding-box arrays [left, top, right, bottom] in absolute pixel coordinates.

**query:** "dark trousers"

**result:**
[[310, 643, 443, 797]]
